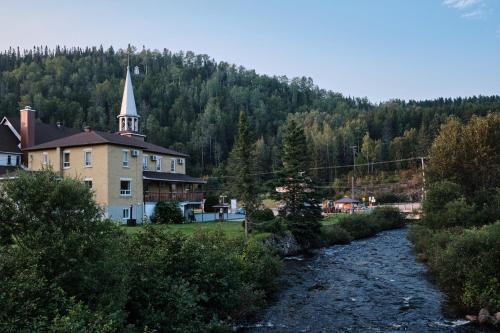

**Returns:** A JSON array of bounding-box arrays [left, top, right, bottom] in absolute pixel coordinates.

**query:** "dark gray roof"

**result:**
[[334, 197, 360, 204], [143, 171, 206, 184], [24, 129, 188, 157], [0, 126, 21, 153], [6, 117, 81, 145]]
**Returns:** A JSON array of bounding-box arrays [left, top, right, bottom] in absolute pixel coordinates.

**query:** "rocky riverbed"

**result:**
[[239, 228, 496, 333]]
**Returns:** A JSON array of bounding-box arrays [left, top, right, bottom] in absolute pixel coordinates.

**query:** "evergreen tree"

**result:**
[[228, 111, 259, 239], [278, 119, 322, 249]]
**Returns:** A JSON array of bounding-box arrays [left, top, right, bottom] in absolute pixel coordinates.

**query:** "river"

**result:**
[[240, 228, 494, 333]]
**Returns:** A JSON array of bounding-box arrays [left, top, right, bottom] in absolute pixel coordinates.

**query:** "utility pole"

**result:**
[[351, 145, 357, 199], [420, 157, 426, 202]]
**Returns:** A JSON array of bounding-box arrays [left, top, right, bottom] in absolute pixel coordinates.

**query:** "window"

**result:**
[[122, 150, 129, 168], [42, 152, 48, 165], [156, 157, 162, 171], [7, 155, 11, 166], [15, 156, 20, 166], [122, 208, 130, 220], [143, 155, 149, 170], [84, 150, 92, 167], [170, 159, 176, 173], [120, 179, 131, 196], [63, 151, 70, 168], [84, 178, 93, 189]]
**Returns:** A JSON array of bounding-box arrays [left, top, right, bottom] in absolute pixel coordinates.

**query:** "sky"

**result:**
[[0, 0, 499, 102]]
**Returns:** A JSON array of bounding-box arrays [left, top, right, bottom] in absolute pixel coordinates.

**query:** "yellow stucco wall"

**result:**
[[106, 145, 143, 206], [27, 143, 192, 223], [142, 153, 186, 174], [29, 145, 110, 206]]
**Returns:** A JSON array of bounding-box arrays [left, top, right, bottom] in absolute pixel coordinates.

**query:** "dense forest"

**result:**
[[1, 45, 499, 190]]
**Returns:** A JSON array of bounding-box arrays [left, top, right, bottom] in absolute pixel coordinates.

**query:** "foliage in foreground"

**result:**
[[408, 114, 500, 315], [409, 222, 500, 312], [0, 171, 282, 332]]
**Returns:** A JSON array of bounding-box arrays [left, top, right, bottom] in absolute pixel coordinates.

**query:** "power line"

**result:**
[[204, 156, 428, 179]]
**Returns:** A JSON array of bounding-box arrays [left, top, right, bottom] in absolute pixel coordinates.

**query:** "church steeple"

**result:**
[[118, 65, 142, 135]]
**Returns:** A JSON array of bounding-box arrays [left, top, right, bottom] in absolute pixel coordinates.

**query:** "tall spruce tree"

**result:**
[[279, 119, 322, 249], [228, 111, 259, 239]]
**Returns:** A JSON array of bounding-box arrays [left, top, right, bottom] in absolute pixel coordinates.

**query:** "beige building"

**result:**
[[2, 66, 205, 223]]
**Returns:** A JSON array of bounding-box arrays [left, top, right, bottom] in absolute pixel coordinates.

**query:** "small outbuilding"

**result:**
[[334, 197, 360, 213]]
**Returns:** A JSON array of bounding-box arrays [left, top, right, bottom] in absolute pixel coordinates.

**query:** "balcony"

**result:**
[[144, 191, 204, 203]]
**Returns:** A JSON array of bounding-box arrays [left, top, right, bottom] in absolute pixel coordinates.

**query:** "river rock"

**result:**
[[465, 315, 477, 322], [495, 312, 500, 321], [478, 308, 490, 325], [263, 232, 301, 256]]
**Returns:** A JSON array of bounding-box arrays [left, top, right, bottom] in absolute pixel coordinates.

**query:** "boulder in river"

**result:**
[[264, 232, 301, 256], [478, 308, 491, 325]]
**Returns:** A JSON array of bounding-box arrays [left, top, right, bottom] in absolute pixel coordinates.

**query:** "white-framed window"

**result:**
[[170, 159, 176, 173], [7, 155, 12, 166], [122, 208, 130, 220], [122, 150, 129, 168], [143, 154, 149, 170], [84, 178, 93, 189], [156, 157, 162, 171], [15, 155, 20, 166], [42, 152, 49, 165], [84, 149, 92, 167], [120, 178, 132, 196], [63, 151, 70, 168]]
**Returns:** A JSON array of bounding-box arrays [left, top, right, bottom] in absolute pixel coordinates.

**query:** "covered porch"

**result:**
[[143, 171, 206, 204]]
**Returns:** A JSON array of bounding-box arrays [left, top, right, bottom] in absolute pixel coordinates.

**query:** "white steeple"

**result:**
[[118, 65, 140, 133]]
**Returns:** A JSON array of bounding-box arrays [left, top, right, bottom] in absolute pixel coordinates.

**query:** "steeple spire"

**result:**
[[118, 65, 142, 137]]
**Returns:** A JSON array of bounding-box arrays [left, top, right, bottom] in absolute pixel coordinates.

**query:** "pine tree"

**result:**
[[278, 119, 322, 249], [228, 111, 259, 240]]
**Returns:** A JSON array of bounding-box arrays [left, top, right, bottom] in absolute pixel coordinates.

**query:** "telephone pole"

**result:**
[[420, 157, 426, 201], [351, 145, 357, 199]]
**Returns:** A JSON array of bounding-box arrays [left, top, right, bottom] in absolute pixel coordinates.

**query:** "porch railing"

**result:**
[[144, 191, 204, 202]]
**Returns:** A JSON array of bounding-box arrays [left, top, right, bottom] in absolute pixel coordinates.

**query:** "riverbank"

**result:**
[[240, 228, 495, 333]]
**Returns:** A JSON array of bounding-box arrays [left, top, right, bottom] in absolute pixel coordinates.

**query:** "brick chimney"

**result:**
[[20, 106, 36, 165]]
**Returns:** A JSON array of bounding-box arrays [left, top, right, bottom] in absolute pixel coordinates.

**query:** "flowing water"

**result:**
[[240, 228, 494, 333]]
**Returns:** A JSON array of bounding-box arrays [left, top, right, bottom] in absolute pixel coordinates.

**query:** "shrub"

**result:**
[[252, 217, 287, 236], [337, 214, 381, 239], [321, 224, 353, 246], [126, 226, 282, 331], [423, 181, 463, 216], [203, 195, 220, 213], [151, 201, 185, 224], [435, 222, 500, 312], [371, 206, 406, 230], [249, 208, 275, 222], [410, 222, 500, 313], [376, 192, 400, 204], [0, 171, 129, 332]]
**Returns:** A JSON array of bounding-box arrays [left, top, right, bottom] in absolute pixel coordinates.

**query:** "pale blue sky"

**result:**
[[0, 0, 499, 102]]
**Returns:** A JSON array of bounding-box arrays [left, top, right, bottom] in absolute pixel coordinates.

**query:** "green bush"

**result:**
[[321, 224, 353, 246], [371, 206, 406, 230], [252, 217, 287, 236], [376, 192, 401, 204], [126, 226, 282, 331], [203, 195, 220, 213], [151, 201, 185, 224], [0, 171, 129, 332], [249, 208, 275, 222], [337, 214, 381, 239], [410, 222, 500, 313]]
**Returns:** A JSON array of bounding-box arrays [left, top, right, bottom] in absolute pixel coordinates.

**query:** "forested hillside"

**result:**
[[1, 46, 499, 184]]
